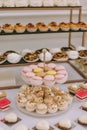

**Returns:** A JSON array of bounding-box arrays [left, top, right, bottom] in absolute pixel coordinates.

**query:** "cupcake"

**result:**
[[47, 102, 58, 113], [36, 103, 47, 114], [30, 0, 42, 7], [78, 115, 87, 125], [14, 23, 25, 33], [25, 101, 36, 112], [3, 24, 14, 33], [26, 23, 37, 32], [4, 112, 18, 123], [36, 120, 49, 130], [79, 22, 87, 30], [17, 97, 27, 107], [43, 0, 54, 7], [58, 118, 72, 130], [82, 102, 87, 111], [7, 53, 21, 63], [14, 124, 28, 130], [3, 0, 15, 7], [38, 24, 48, 32], [54, 0, 68, 6], [59, 22, 70, 31], [44, 75, 55, 86], [70, 22, 80, 31], [15, 0, 29, 7]]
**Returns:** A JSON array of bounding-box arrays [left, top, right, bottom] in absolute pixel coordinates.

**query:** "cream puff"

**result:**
[[26, 23, 37, 32], [47, 102, 58, 113], [25, 101, 36, 112], [36, 103, 47, 114]]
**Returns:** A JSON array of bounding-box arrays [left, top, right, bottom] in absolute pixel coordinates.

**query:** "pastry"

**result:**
[[3, 24, 14, 33], [7, 53, 21, 63], [70, 22, 80, 31], [54, 0, 68, 6], [3, 50, 17, 57], [76, 89, 87, 100], [3, 0, 15, 7], [68, 84, 80, 94], [78, 115, 87, 125], [44, 75, 55, 86], [57, 100, 68, 110], [36, 120, 49, 130], [79, 22, 87, 30], [49, 24, 59, 31], [47, 102, 58, 113], [4, 112, 18, 123], [26, 23, 37, 32], [47, 63, 56, 69], [15, 124, 28, 130], [43, 0, 54, 7], [55, 74, 67, 84], [25, 101, 36, 112], [38, 24, 48, 32], [0, 91, 6, 98], [23, 52, 39, 62], [61, 46, 74, 52], [46, 70, 57, 76], [58, 118, 72, 130], [36, 103, 47, 114], [17, 96, 27, 107], [15, 0, 29, 7], [14, 23, 25, 33], [30, 0, 42, 7], [36, 22, 45, 28], [53, 52, 68, 61], [66, 50, 79, 59], [33, 67, 43, 73], [59, 22, 70, 31], [30, 76, 43, 86], [82, 102, 87, 111], [68, 0, 80, 6], [78, 50, 87, 58]]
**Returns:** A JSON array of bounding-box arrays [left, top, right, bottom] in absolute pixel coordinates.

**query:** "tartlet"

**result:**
[[48, 22, 59, 31], [38, 24, 48, 32], [59, 22, 70, 31], [3, 24, 14, 33], [14, 23, 25, 33], [70, 22, 80, 31], [26, 23, 37, 32], [79, 22, 87, 30]]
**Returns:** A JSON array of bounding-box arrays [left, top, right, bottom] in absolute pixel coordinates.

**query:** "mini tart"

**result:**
[[14, 23, 25, 33], [59, 22, 70, 31], [79, 22, 87, 30], [70, 22, 80, 31], [36, 22, 45, 28], [38, 24, 48, 32], [78, 115, 87, 125], [49, 24, 59, 31], [26, 23, 37, 32], [3, 24, 14, 33]]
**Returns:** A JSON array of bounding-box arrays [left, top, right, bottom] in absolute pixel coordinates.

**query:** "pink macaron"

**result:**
[[57, 70, 68, 75], [29, 65, 37, 69], [55, 74, 68, 84], [47, 63, 57, 69], [22, 66, 32, 73], [26, 72, 35, 78], [38, 63, 46, 68], [44, 75, 55, 86], [30, 76, 43, 86], [55, 65, 65, 71]]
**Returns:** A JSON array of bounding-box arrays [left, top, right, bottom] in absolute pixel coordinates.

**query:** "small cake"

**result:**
[[30, 0, 42, 7], [36, 22, 45, 28], [39, 50, 53, 62], [68, 0, 80, 6], [43, 0, 54, 7], [36, 103, 47, 114], [47, 102, 58, 113], [3, 24, 14, 33], [14, 23, 25, 33], [36, 120, 49, 130], [26, 23, 37, 32], [66, 50, 79, 59], [48, 22, 59, 31], [7, 53, 21, 63], [58, 118, 72, 130], [47, 63, 56, 69], [59, 22, 70, 31], [15, 124, 28, 130], [82, 102, 87, 111], [15, 0, 29, 7], [70, 22, 80, 31], [3, 0, 15, 7], [68, 84, 80, 94], [44, 75, 55, 86], [78, 115, 87, 125], [54, 0, 68, 6], [25, 101, 36, 112], [38, 24, 48, 32], [55, 74, 67, 84], [4, 113, 18, 123], [33, 67, 43, 73]]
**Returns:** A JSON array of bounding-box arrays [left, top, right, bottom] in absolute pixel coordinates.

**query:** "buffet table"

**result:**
[[0, 83, 86, 130]]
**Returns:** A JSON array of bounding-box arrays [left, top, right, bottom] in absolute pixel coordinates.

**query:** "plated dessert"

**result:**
[[53, 52, 68, 61], [16, 84, 73, 116]]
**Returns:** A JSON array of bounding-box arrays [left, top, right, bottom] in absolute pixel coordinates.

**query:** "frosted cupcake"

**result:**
[[36, 103, 47, 114], [44, 75, 55, 86]]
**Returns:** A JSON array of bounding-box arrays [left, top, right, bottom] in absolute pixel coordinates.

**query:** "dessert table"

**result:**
[[0, 83, 86, 130]]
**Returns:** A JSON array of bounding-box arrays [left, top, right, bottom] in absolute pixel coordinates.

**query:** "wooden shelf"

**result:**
[[0, 6, 82, 11]]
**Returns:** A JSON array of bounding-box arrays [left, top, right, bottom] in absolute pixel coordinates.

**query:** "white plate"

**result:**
[[16, 100, 72, 117]]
